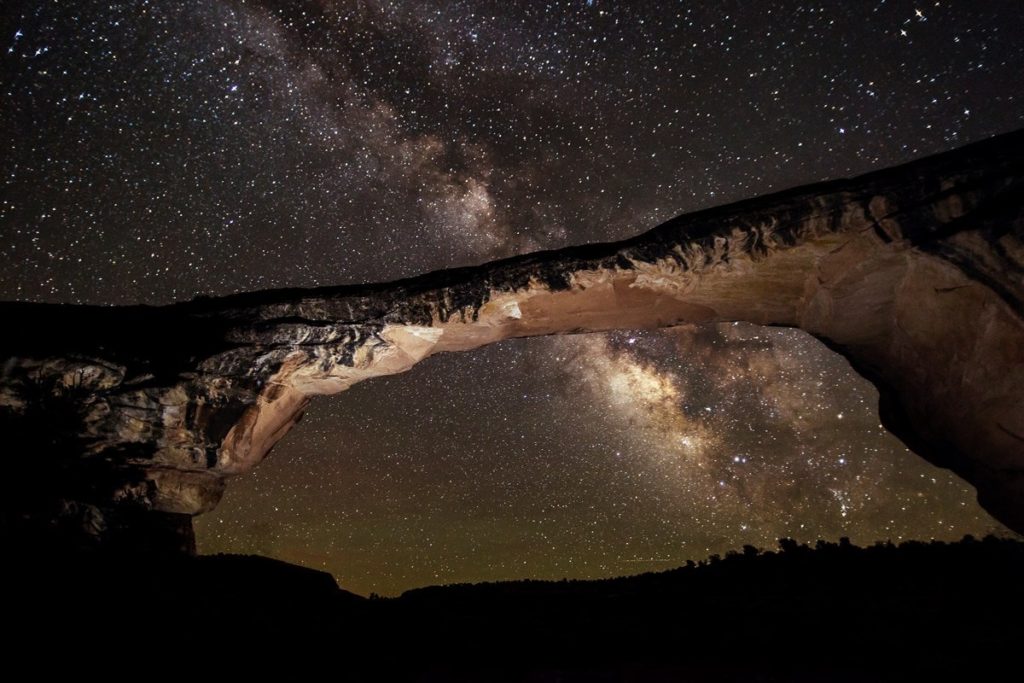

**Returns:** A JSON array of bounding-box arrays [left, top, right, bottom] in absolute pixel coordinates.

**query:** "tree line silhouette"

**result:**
[[5, 534, 1023, 679]]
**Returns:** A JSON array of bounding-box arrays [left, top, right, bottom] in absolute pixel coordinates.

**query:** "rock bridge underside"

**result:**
[[2, 130, 1022, 553]]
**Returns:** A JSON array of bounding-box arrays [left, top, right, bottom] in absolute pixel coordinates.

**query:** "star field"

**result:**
[[2, 1, 1023, 595]]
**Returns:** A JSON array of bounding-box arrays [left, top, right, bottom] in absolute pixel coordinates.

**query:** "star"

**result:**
[[3, 0, 1020, 595]]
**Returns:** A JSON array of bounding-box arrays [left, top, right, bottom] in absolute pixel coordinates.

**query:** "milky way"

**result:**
[[2, 1, 1023, 595]]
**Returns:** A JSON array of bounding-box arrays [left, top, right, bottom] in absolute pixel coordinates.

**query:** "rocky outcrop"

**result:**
[[2, 130, 1023, 552]]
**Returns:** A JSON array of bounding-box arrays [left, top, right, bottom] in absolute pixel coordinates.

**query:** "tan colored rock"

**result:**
[[1, 129, 1022, 550]]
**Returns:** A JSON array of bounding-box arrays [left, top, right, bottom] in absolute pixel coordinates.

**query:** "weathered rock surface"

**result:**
[[2, 130, 1022, 552]]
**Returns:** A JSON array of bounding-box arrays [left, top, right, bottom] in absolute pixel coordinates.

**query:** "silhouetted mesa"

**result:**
[[1, 130, 1022, 553]]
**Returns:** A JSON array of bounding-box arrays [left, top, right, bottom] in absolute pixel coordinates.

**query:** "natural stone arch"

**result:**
[[2, 129, 1022, 551]]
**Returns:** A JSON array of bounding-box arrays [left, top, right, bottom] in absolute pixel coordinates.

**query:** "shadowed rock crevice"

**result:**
[[2, 129, 1023, 551]]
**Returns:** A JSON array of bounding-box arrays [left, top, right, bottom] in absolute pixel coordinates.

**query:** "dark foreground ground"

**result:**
[[5, 536, 1023, 681]]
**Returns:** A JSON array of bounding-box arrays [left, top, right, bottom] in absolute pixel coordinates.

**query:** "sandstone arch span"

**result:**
[[2, 130, 1022, 552]]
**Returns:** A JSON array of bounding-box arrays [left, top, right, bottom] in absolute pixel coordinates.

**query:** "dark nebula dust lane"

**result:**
[[3, 1, 1024, 595]]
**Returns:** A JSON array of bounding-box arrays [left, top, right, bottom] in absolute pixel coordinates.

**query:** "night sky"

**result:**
[[3, 1, 1023, 595]]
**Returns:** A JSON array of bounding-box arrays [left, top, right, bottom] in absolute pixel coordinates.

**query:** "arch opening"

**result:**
[[197, 327, 1013, 596]]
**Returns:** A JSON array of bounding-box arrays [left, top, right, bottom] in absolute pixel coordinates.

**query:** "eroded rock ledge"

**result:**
[[2, 130, 1023, 552]]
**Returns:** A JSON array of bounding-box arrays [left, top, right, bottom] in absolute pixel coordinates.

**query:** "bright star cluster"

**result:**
[[2, 1, 1022, 595]]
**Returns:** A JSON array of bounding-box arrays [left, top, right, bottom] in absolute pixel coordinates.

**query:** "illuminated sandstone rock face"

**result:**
[[2, 130, 1022, 552]]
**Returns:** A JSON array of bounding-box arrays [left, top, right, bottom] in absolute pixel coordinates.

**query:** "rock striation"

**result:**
[[2, 130, 1023, 552]]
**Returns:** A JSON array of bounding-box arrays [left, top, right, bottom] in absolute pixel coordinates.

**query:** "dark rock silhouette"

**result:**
[[1, 130, 1022, 551], [6, 536, 1022, 679]]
